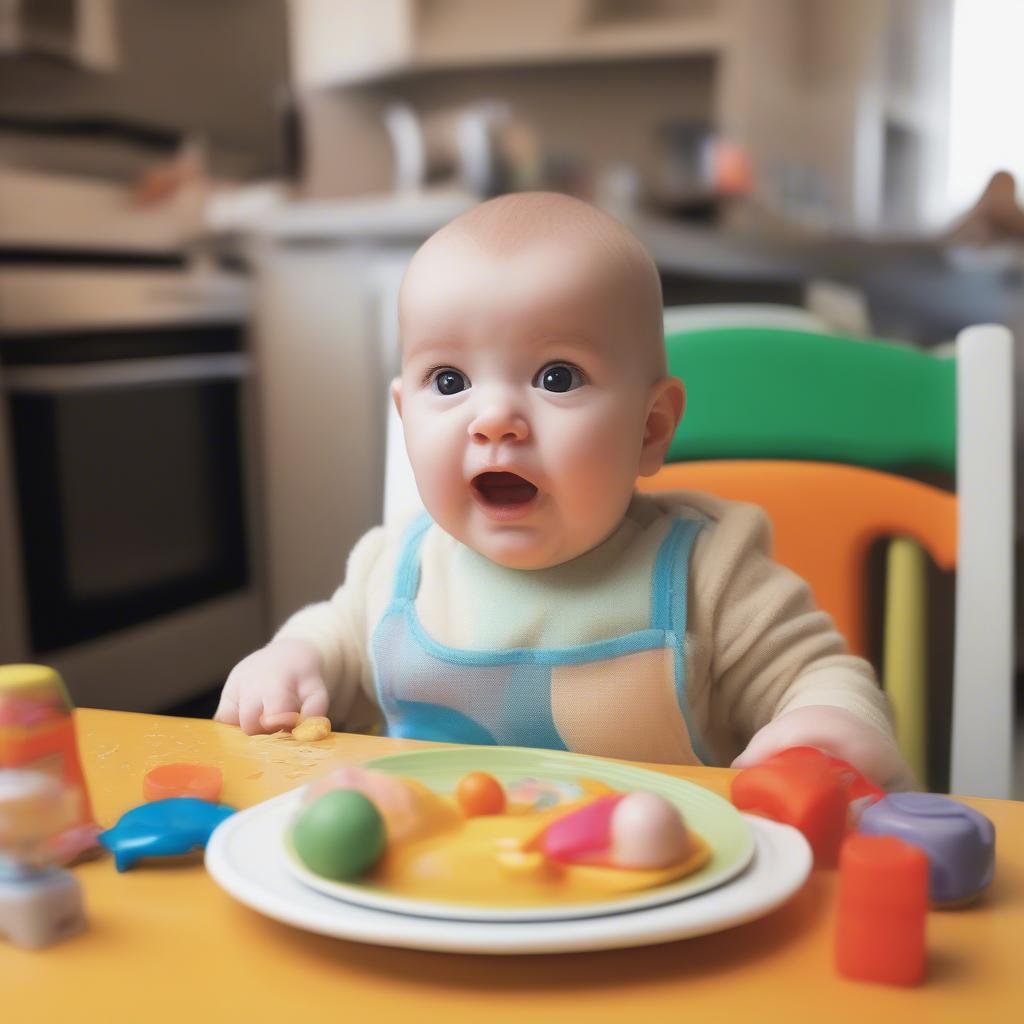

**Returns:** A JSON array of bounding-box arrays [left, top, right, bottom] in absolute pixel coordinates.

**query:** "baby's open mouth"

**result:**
[[471, 472, 539, 508]]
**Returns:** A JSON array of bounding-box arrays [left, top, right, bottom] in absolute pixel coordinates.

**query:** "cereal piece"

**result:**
[[292, 716, 332, 743], [496, 849, 548, 877]]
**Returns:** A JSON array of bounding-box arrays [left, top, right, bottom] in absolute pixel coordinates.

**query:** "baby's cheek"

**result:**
[[407, 432, 461, 514], [560, 443, 637, 538], [574, 419, 643, 486]]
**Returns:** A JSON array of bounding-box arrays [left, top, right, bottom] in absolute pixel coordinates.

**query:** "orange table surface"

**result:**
[[4, 708, 1023, 1023]]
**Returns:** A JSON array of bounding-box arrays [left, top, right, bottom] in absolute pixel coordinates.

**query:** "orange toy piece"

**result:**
[[455, 772, 506, 817], [143, 763, 223, 803], [836, 834, 928, 986], [639, 461, 956, 661], [731, 747, 857, 866]]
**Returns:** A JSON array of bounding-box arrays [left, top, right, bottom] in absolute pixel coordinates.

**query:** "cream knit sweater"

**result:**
[[275, 491, 894, 765]]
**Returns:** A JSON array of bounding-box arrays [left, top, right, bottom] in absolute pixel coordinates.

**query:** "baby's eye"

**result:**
[[431, 368, 469, 395], [534, 363, 585, 393]]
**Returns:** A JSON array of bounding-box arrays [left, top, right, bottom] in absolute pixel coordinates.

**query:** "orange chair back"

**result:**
[[638, 461, 957, 658]]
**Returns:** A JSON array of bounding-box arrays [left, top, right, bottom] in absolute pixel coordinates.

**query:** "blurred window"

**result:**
[[947, 0, 1024, 214]]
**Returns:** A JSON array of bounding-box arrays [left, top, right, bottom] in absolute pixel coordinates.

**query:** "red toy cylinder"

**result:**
[[835, 834, 928, 986]]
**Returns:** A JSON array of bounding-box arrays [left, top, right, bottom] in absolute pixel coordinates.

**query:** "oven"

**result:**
[[0, 264, 266, 711]]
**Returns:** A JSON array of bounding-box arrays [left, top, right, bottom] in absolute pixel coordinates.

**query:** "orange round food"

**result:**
[[143, 762, 223, 803], [455, 771, 505, 817]]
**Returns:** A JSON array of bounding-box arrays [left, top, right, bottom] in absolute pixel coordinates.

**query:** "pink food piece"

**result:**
[[304, 766, 419, 840], [541, 794, 624, 864], [608, 791, 691, 869]]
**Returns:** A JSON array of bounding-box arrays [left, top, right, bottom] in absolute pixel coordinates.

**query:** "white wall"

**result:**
[[947, 0, 1024, 216]]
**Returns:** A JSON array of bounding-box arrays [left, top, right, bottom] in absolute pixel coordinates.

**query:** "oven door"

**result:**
[[3, 335, 252, 653]]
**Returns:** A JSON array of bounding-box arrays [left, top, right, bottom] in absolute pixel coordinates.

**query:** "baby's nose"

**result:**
[[468, 400, 529, 444]]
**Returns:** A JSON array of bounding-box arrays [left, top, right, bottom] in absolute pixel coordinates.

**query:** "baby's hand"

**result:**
[[731, 705, 915, 791], [214, 638, 329, 735]]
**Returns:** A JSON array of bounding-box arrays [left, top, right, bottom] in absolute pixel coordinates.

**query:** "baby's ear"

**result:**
[[390, 377, 403, 419], [638, 376, 685, 477]]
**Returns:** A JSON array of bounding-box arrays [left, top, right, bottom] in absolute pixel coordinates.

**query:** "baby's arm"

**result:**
[[215, 526, 388, 735], [687, 494, 914, 790], [731, 706, 913, 790]]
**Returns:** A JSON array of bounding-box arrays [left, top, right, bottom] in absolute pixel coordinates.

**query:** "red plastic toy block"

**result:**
[[770, 747, 884, 810], [731, 746, 884, 866], [835, 834, 928, 985]]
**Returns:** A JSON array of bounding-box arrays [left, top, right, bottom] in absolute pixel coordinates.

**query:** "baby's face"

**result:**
[[395, 235, 664, 569]]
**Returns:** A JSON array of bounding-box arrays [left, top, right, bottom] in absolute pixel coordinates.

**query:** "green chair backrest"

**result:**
[[665, 328, 957, 476]]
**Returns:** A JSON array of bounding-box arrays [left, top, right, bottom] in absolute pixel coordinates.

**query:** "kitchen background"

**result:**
[[1, 0, 1021, 790]]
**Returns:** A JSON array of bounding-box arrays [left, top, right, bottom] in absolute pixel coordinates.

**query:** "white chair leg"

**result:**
[[952, 324, 1015, 797]]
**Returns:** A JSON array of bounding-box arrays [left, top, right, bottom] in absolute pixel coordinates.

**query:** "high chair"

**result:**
[[381, 323, 1013, 797], [656, 306, 937, 785], [644, 324, 1013, 799], [661, 303, 830, 336], [657, 308, 944, 788]]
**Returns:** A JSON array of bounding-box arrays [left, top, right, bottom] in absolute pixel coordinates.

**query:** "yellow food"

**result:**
[[292, 717, 332, 742], [365, 787, 711, 908]]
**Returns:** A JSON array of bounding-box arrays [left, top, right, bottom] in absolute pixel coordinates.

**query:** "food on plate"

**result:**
[[288, 767, 711, 907]]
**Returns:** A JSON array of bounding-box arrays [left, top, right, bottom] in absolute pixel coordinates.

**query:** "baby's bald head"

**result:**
[[392, 193, 685, 568], [399, 192, 666, 379]]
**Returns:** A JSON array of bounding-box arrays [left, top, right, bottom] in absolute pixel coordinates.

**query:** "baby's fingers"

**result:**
[[257, 687, 303, 733], [730, 730, 784, 770], [213, 693, 240, 726], [260, 709, 301, 732], [213, 677, 240, 726], [239, 692, 278, 735], [297, 677, 329, 721]]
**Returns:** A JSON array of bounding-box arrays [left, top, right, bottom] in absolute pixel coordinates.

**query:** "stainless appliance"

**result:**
[[0, 264, 266, 711]]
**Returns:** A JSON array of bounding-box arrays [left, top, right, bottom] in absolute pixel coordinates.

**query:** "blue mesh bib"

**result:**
[[370, 513, 712, 764]]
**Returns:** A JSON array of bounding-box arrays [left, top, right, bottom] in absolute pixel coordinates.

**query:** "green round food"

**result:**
[[291, 789, 386, 880]]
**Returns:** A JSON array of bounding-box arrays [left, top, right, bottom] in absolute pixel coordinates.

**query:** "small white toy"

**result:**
[[0, 770, 87, 949]]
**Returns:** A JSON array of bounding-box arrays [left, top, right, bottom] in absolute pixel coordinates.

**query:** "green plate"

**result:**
[[282, 746, 755, 922]]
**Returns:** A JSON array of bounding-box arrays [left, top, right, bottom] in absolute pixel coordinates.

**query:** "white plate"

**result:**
[[277, 746, 757, 922], [205, 791, 811, 955]]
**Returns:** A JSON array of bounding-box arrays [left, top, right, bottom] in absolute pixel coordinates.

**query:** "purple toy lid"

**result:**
[[886, 792, 983, 819], [858, 792, 995, 903]]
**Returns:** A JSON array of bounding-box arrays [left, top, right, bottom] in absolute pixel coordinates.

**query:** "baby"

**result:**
[[216, 192, 911, 789]]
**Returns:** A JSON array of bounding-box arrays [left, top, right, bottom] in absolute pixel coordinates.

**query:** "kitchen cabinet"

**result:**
[[290, 0, 953, 233], [724, 0, 953, 232], [286, 0, 730, 89], [239, 191, 477, 625], [250, 241, 394, 626]]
